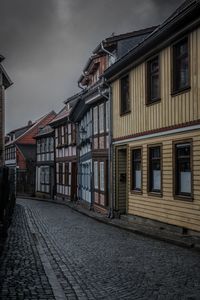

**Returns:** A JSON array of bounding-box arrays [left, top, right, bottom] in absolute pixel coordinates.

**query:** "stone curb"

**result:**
[[17, 196, 200, 252]]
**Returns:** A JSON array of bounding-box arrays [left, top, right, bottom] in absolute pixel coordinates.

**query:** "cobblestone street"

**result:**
[[0, 199, 200, 300]]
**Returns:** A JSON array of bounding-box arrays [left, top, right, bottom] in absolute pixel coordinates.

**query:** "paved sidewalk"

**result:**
[[19, 196, 200, 251]]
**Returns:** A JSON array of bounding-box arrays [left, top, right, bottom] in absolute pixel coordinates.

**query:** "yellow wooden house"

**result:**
[[104, 0, 200, 233]]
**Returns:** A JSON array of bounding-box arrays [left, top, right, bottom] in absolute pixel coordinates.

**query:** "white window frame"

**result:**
[[94, 161, 98, 189], [100, 162, 105, 192], [93, 106, 98, 135], [99, 103, 104, 133]]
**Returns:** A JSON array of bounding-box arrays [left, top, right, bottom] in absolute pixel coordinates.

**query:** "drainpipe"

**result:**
[[78, 82, 84, 90], [100, 42, 116, 58], [99, 42, 115, 219], [108, 84, 114, 218]]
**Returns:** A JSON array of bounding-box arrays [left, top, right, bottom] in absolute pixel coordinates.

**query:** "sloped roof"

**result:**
[[104, 0, 200, 80], [17, 144, 36, 160], [78, 26, 157, 84], [35, 125, 54, 138], [0, 63, 13, 89], [5, 111, 56, 146], [50, 93, 82, 126]]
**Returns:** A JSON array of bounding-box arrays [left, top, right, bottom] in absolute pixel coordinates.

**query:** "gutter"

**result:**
[[104, 0, 200, 81]]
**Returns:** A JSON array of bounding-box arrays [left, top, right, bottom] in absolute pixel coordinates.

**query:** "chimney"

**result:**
[[28, 120, 32, 126]]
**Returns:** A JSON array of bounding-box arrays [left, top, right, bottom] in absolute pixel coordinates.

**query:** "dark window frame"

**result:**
[[173, 139, 193, 201], [130, 147, 143, 194], [58, 163, 63, 185], [146, 55, 161, 105], [120, 74, 131, 116], [147, 144, 163, 197], [172, 36, 190, 95]]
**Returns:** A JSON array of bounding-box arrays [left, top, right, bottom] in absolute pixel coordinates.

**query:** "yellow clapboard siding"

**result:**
[[128, 200, 200, 218], [112, 28, 200, 140], [128, 209, 200, 232]]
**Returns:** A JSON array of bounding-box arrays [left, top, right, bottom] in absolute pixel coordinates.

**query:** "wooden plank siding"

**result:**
[[112, 28, 200, 140], [124, 129, 200, 232]]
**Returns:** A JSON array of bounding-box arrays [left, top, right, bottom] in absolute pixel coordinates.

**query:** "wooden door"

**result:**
[[116, 148, 127, 214]]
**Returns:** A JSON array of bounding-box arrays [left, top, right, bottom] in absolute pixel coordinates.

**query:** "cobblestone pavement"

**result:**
[[1, 199, 200, 300]]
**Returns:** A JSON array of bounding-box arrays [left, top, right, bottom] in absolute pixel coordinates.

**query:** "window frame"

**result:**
[[173, 139, 193, 201], [146, 54, 161, 105], [94, 161, 98, 190], [147, 144, 163, 197], [171, 36, 190, 96], [130, 147, 143, 194], [120, 74, 131, 116]]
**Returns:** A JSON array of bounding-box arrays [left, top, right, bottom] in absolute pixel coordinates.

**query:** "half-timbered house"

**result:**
[[71, 27, 156, 213], [104, 0, 200, 233], [35, 125, 55, 199], [5, 111, 56, 195], [50, 95, 80, 201]]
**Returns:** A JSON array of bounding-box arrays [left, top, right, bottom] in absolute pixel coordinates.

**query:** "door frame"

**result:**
[[115, 145, 128, 214]]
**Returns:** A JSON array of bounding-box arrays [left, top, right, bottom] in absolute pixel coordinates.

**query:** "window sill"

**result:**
[[174, 195, 193, 202], [171, 86, 191, 97], [146, 98, 161, 106], [120, 110, 131, 117], [148, 191, 162, 198], [130, 189, 142, 195]]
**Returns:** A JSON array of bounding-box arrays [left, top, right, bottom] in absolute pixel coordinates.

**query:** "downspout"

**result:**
[[108, 84, 114, 218], [100, 42, 115, 218], [100, 42, 116, 58], [78, 82, 84, 90]]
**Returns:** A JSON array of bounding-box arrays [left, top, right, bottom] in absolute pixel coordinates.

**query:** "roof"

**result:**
[[93, 26, 158, 54], [50, 93, 82, 126], [78, 26, 157, 84], [0, 55, 5, 62], [104, 0, 200, 80], [17, 144, 36, 161], [70, 97, 88, 123], [0, 63, 13, 89], [8, 123, 34, 137], [35, 125, 54, 138], [5, 111, 56, 146]]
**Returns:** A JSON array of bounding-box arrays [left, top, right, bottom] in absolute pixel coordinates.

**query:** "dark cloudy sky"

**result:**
[[0, 0, 183, 132]]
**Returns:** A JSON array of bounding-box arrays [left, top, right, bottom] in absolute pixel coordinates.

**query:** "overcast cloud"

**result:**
[[0, 0, 183, 132]]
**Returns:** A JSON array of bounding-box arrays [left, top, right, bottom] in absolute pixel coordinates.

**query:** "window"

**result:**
[[100, 162, 105, 192], [59, 163, 63, 185], [71, 124, 76, 145], [64, 125, 68, 145], [58, 127, 62, 145], [50, 137, 54, 152], [65, 163, 69, 186], [131, 148, 142, 191], [172, 37, 189, 93], [94, 161, 98, 189], [93, 106, 98, 135], [99, 104, 104, 133], [147, 56, 160, 103], [174, 142, 192, 198], [120, 75, 130, 115], [148, 146, 162, 193]]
